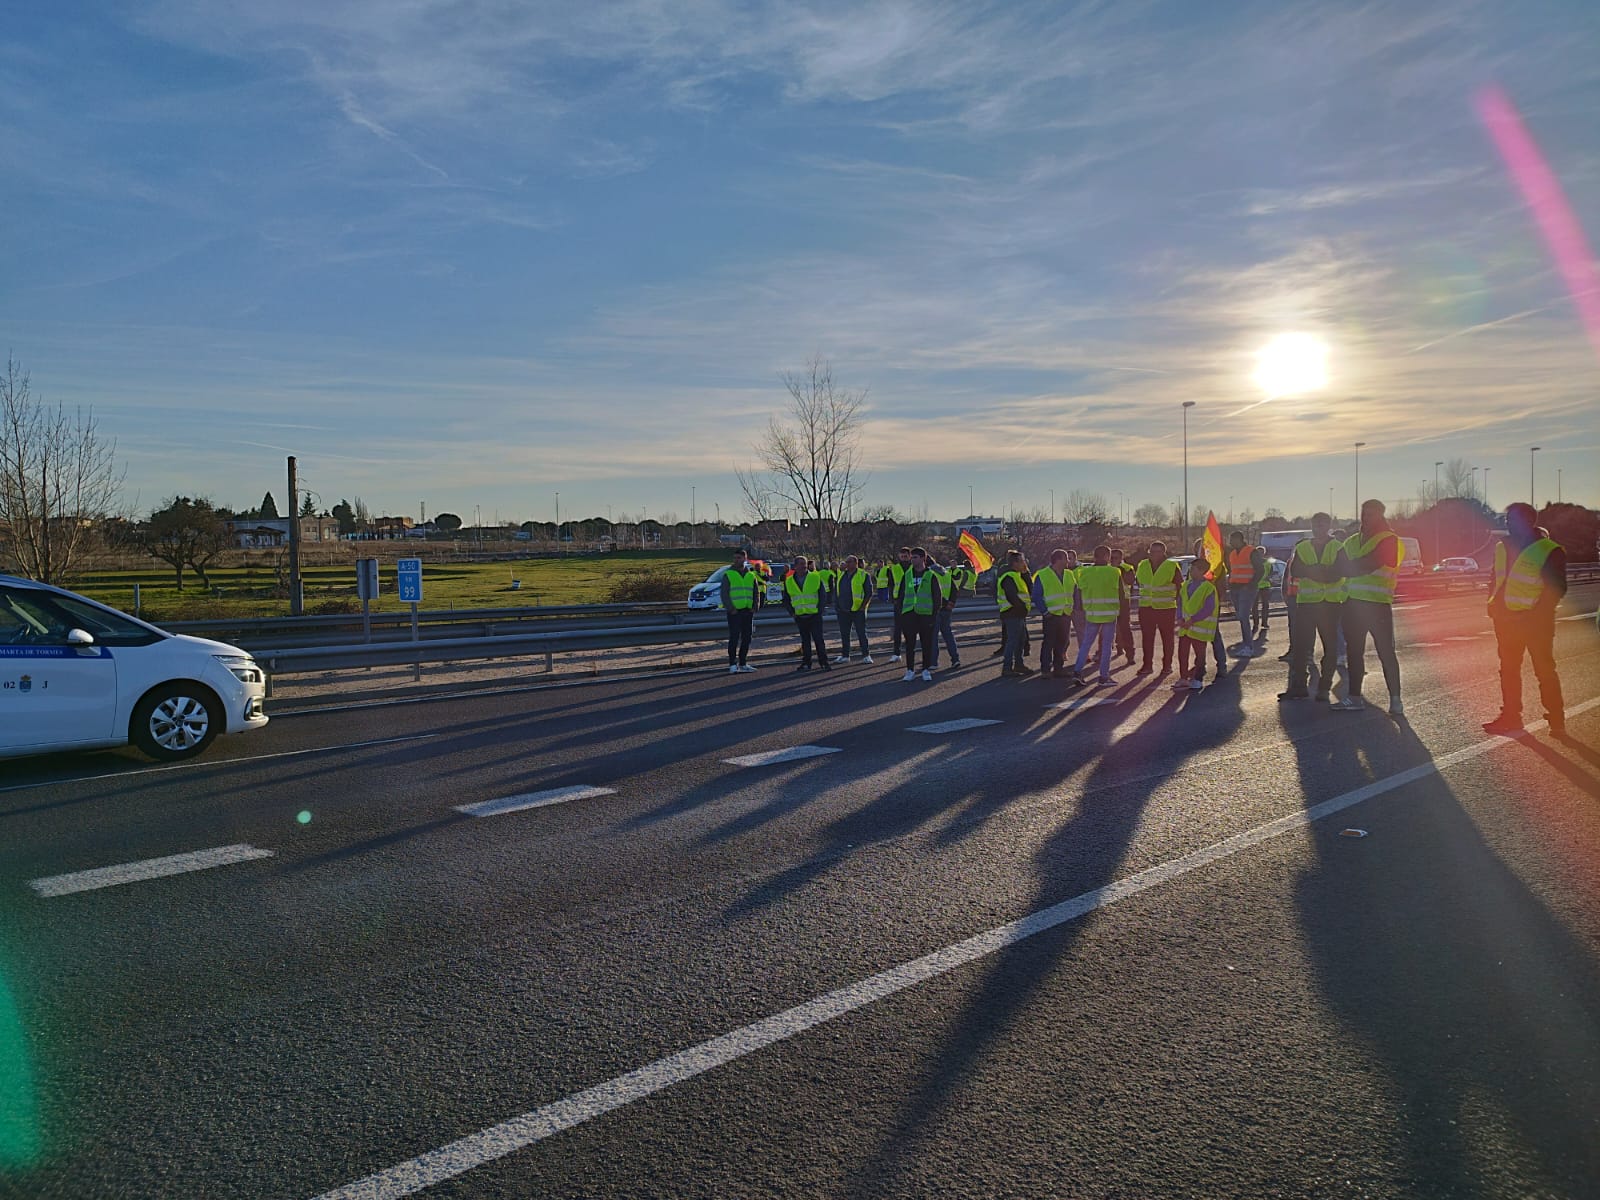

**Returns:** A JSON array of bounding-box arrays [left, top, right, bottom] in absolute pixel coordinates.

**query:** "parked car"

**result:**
[[0, 574, 269, 761], [1435, 556, 1483, 574], [686, 560, 789, 610], [1164, 556, 1286, 603]]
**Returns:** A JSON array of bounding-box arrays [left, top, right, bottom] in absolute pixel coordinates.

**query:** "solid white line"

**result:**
[[455, 787, 617, 818], [309, 698, 1600, 1200], [1559, 610, 1598, 622], [29, 844, 274, 898], [1444, 636, 1477, 642], [907, 718, 1003, 734], [0, 733, 441, 797], [1410, 642, 1443, 648], [722, 745, 842, 768]]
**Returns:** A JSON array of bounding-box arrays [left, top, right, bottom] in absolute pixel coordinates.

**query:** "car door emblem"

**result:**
[[19, 674, 31, 693]]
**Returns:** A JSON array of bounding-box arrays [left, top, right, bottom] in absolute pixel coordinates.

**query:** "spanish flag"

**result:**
[[1202, 512, 1224, 581], [957, 529, 994, 573]]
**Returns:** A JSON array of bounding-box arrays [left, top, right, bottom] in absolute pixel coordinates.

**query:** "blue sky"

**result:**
[[3, 0, 1597, 526]]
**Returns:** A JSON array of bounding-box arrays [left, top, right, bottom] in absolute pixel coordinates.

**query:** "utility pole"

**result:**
[[1181, 401, 1195, 547], [1434, 460, 1442, 564], [287, 456, 303, 615]]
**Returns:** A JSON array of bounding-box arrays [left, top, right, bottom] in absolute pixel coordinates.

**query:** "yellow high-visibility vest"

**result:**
[[1036, 566, 1077, 616], [1490, 538, 1559, 613], [784, 572, 824, 615], [725, 568, 761, 610], [997, 570, 1032, 614], [839, 568, 871, 612], [1344, 530, 1401, 604], [1293, 540, 1346, 604], [1135, 558, 1179, 609], [1180, 581, 1219, 640], [1077, 564, 1121, 624], [900, 569, 938, 615]]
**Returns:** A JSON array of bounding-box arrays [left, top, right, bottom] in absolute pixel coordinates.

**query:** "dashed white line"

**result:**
[[455, 786, 617, 818], [722, 745, 842, 768], [306, 692, 1600, 1200], [1045, 695, 1120, 711], [29, 844, 274, 898], [907, 718, 1003, 734]]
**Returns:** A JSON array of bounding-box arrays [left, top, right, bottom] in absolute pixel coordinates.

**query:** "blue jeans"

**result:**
[[1002, 615, 1028, 669], [931, 608, 958, 667], [1229, 584, 1254, 646], [1074, 621, 1116, 680]]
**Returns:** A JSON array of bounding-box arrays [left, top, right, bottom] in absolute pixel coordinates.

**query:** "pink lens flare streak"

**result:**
[[1476, 84, 1600, 362]]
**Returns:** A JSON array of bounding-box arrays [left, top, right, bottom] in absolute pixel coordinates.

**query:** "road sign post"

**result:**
[[356, 558, 380, 643], [397, 558, 423, 681]]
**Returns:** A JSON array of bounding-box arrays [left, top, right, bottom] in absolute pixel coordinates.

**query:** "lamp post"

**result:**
[[1482, 466, 1490, 513], [1049, 488, 1055, 524], [1353, 442, 1366, 517], [969, 483, 974, 517], [554, 492, 560, 544], [1530, 446, 1541, 506], [1328, 487, 1334, 522], [1557, 467, 1562, 503], [1434, 460, 1443, 563], [1181, 401, 1196, 546]]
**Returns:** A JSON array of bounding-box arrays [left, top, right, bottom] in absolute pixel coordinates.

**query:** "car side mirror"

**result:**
[[67, 628, 96, 647]]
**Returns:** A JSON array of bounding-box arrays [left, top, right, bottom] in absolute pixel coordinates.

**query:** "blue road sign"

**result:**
[[397, 558, 423, 604]]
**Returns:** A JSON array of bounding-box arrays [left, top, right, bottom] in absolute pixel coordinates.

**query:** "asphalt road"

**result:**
[[2, 586, 1599, 1199]]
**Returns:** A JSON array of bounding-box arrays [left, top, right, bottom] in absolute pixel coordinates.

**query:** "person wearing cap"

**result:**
[[1483, 503, 1566, 736]]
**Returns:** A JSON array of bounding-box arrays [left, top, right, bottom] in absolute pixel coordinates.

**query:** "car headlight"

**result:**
[[215, 654, 264, 685]]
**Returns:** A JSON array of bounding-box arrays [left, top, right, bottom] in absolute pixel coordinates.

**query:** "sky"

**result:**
[[2, 0, 1598, 528]]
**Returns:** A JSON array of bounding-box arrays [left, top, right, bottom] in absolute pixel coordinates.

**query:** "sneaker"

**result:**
[[860, 655, 874, 665], [920, 669, 933, 682], [1015, 665, 1036, 676], [1276, 652, 1292, 662], [1171, 679, 1190, 690], [890, 654, 902, 663], [1329, 696, 1366, 711], [950, 659, 961, 668], [795, 663, 812, 672], [1097, 677, 1113, 687], [739, 664, 757, 673], [1231, 646, 1257, 658], [902, 670, 916, 681], [1482, 714, 1524, 735], [820, 660, 832, 671], [1278, 690, 1310, 701], [729, 664, 740, 675], [1135, 665, 1152, 676], [1188, 679, 1204, 690], [1388, 695, 1403, 716]]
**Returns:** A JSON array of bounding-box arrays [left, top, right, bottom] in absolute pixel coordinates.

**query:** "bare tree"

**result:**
[[1001, 505, 1058, 564], [735, 355, 868, 561], [1131, 501, 1171, 528], [1442, 457, 1477, 500], [1062, 488, 1110, 526], [0, 357, 123, 583], [135, 497, 230, 591]]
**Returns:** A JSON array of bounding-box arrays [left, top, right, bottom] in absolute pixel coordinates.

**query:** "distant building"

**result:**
[[370, 515, 415, 539], [956, 516, 1005, 537]]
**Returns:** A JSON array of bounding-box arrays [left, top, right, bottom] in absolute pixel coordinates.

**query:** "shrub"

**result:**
[[605, 568, 696, 603]]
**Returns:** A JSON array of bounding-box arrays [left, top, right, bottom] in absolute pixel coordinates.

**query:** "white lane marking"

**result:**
[[309, 692, 1600, 1200], [1444, 636, 1478, 642], [1045, 695, 1119, 711], [0, 733, 441, 797], [1558, 610, 1598, 622], [722, 745, 842, 768], [29, 844, 274, 898], [455, 787, 617, 818], [1410, 642, 1443, 648], [907, 718, 1003, 734]]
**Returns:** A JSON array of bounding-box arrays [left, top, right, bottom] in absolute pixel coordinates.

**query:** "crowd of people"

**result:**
[[716, 497, 1571, 737]]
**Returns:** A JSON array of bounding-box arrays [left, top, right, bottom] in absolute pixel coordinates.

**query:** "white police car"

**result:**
[[0, 574, 269, 762]]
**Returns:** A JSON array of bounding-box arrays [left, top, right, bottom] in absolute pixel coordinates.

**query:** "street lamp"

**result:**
[[1434, 460, 1443, 562], [1181, 401, 1196, 546], [1049, 488, 1055, 524], [1328, 487, 1334, 522], [1530, 446, 1541, 506], [1558, 467, 1563, 504], [1353, 442, 1366, 517], [555, 492, 560, 543], [1482, 466, 1490, 512]]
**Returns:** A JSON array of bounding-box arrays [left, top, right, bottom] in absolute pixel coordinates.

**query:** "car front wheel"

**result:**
[[131, 683, 222, 761]]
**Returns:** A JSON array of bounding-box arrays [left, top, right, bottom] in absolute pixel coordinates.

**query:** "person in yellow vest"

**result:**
[[1109, 547, 1137, 667], [783, 555, 833, 672], [929, 554, 963, 670], [1279, 512, 1343, 701], [1191, 536, 1230, 679], [1174, 555, 1219, 691], [895, 546, 944, 681], [1330, 499, 1403, 714], [720, 548, 764, 674], [1073, 545, 1122, 686], [1134, 541, 1180, 676], [877, 547, 912, 663], [833, 554, 874, 664], [1225, 530, 1260, 657], [997, 549, 1034, 676], [1031, 548, 1079, 679], [1251, 544, 1272, 641], [1484, 502, 1566, 736]]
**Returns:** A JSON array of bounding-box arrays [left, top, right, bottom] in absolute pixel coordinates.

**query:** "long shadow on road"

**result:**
[[1292, 712, 1600, 1196], [846, 668, 1248, 1195]]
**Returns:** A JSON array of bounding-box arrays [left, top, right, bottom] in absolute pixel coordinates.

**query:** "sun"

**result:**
[[1252, 333, 1329, 398]]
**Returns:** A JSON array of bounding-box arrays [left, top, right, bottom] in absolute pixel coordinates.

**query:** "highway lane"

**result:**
[[0, 586, 1597, 1198]]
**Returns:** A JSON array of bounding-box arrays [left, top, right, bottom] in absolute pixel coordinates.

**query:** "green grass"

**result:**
[[70, 550, 729, 621]]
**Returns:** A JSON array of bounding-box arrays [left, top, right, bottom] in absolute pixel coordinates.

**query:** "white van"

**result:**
[[0, 574, 269, 762]]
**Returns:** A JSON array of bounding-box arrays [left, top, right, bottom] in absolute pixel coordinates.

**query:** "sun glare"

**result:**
[[1253, 333, 1329, 398]]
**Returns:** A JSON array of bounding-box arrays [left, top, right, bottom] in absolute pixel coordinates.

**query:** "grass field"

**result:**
[[68, 550, 730, 621]]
